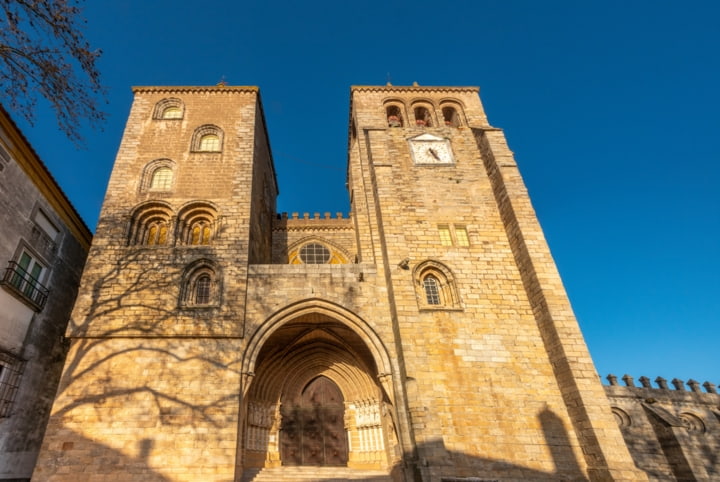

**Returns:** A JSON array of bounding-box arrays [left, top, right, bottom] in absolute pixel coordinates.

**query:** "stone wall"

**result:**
[[604, 374, 720, 481]]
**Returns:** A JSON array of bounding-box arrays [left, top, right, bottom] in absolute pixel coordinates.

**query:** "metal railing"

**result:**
[[0, 261, 49, 310]]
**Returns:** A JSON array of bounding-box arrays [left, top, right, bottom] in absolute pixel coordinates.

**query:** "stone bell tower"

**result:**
[[344, 84, 646, 481], [34, 84, 645, 482]]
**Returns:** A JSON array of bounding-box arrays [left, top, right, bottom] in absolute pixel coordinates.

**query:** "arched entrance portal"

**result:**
[[243, 311, 396, 470], [280, 376, 348, 466]]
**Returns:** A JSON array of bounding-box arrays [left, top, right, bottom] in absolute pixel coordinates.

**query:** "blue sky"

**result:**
[[10, 1, 719, 386]]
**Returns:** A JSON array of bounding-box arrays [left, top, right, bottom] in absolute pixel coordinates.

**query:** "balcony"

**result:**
[[0, 261, 49, 311]]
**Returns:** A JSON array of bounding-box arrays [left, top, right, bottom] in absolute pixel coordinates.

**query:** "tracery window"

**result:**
[[191, 125, 223, 152], [153, 98, 184, 120], [287, 238, 350, 264], [299, 243, 331, 264]]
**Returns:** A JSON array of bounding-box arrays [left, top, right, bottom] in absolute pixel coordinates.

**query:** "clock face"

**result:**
[[409, 134, 454, 165]]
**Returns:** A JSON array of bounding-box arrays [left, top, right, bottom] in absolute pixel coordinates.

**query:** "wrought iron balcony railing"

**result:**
[[0, 261, 49, 310]]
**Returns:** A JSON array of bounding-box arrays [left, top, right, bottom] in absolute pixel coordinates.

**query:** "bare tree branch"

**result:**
[[0, 0, 106, 145]]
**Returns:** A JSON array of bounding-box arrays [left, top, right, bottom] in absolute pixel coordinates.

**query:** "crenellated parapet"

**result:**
[[272, 211, 353, 230], [605, 373, 718, 394], [603, 374, 720, 480]]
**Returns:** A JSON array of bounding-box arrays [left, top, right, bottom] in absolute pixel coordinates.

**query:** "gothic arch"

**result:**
[[243, 298, 392, 380], [241, 299, 398, 469]]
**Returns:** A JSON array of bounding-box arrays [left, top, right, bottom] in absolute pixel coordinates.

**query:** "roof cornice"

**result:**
[[132, 85, 259, 94], [351, 85, 479, 94]]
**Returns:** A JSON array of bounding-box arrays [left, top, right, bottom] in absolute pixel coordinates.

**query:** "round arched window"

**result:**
[[299, 243, 331, 264]]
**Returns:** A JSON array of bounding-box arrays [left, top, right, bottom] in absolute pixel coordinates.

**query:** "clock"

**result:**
[[409, 134, 454, 165]]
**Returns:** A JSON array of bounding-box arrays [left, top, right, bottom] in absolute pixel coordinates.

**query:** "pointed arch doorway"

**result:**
[[280, 376, 348, 466], [242, 309, 398, 471]]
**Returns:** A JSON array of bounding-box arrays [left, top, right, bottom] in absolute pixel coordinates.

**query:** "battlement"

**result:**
[[272, 212, 353, 231], [603, 373, 718, 394]]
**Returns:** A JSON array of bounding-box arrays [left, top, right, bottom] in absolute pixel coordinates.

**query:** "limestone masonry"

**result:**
[[31, 85, 717, 481]]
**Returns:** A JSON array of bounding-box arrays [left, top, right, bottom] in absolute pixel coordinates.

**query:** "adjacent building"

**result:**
[[0, 106, 92, 480]]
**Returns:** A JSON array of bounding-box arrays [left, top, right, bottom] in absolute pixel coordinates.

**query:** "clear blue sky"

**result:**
[[11, 1, 719, 386]]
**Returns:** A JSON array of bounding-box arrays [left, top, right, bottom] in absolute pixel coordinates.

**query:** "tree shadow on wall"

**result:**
[[242, 405, 589, 481], [396, 406, 588, 482], [34, 244, 246, 480]]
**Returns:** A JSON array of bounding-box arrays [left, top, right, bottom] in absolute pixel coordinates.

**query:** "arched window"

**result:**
[[191, 125, 223, 152], [413, 106, 433, 127], [180, 260, 220, 308], [150, 166, 173, 190], [140, 159, 176, 193], [413, 260, 461, 309], [442, 106, 461, 127], [386, 105, 404, 127], [145, 221, 168, 245], [153, 98, 184, 120], [128, 202, 174, 246], [199, 134, 220, 151], [423, 275, 441, 305], [194, 274, 212, 304], [162, 106, 182, 119], [176, 202, 218, 245], [189, 221, 212, 245]]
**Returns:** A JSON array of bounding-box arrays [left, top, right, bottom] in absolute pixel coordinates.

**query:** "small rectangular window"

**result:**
[[438, 226, 452, 246], [34, 210, 59, 241], [455, 226, 470, 246]]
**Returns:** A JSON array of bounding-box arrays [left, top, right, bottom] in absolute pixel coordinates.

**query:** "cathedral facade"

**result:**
[[33, 85, 648, 481]]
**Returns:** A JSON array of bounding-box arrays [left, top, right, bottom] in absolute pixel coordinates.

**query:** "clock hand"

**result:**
[[428, 148, 440, 160]]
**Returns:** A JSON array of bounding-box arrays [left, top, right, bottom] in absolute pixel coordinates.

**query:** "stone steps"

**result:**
[[242, 466, 393, 482]]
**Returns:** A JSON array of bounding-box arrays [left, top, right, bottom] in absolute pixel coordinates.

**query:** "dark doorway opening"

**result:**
[[280, 376, 348, 466]]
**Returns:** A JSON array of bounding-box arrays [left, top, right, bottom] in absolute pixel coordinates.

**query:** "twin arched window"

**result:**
[[176, 202, 218, 246], [128, 202, 173, 246], [128, 201, 218, 247]]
